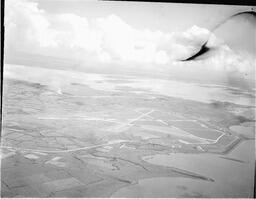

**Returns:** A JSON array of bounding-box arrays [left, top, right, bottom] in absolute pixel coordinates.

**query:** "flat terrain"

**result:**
[[1, 67, 255, 197]]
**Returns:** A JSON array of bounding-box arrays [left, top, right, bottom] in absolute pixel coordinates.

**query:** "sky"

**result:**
[[4, 0, 256, 85], [32, 0, 251, 32]]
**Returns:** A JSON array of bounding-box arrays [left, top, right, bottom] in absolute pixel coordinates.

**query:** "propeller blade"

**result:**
[[181, 10, 256, 61]]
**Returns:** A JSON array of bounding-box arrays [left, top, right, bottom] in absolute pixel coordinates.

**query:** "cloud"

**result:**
[[55, 13, 102, 53], [5, 0, 57, 49], [5, 0, 255, 78], [4, 0, 211, 63]]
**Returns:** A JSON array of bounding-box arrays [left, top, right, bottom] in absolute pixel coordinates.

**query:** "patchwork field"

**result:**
[[1, 68, 255, 197]]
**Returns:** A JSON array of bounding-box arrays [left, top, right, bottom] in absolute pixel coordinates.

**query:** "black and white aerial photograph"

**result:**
[[1, 0, 255, 198]]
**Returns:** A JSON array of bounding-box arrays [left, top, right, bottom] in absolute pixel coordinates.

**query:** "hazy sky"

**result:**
[[35, 1, 250, 32], [34, 1, 255, 54], [4, 0, 255, 80]]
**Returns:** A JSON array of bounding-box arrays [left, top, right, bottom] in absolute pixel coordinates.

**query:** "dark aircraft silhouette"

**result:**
[[182, 10, 256, 61]]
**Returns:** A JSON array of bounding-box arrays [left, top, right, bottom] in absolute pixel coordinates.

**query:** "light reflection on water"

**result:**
[[112, 139, 254, 198], [4, 64, 255, 106], [115, 78, 255, 106]]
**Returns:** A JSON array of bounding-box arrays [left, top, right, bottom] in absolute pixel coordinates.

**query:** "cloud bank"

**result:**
[[5, 0, 255, 78]]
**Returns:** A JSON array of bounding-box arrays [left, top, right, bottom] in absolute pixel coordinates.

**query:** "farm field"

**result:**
[[1, 64, 255, 197]]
